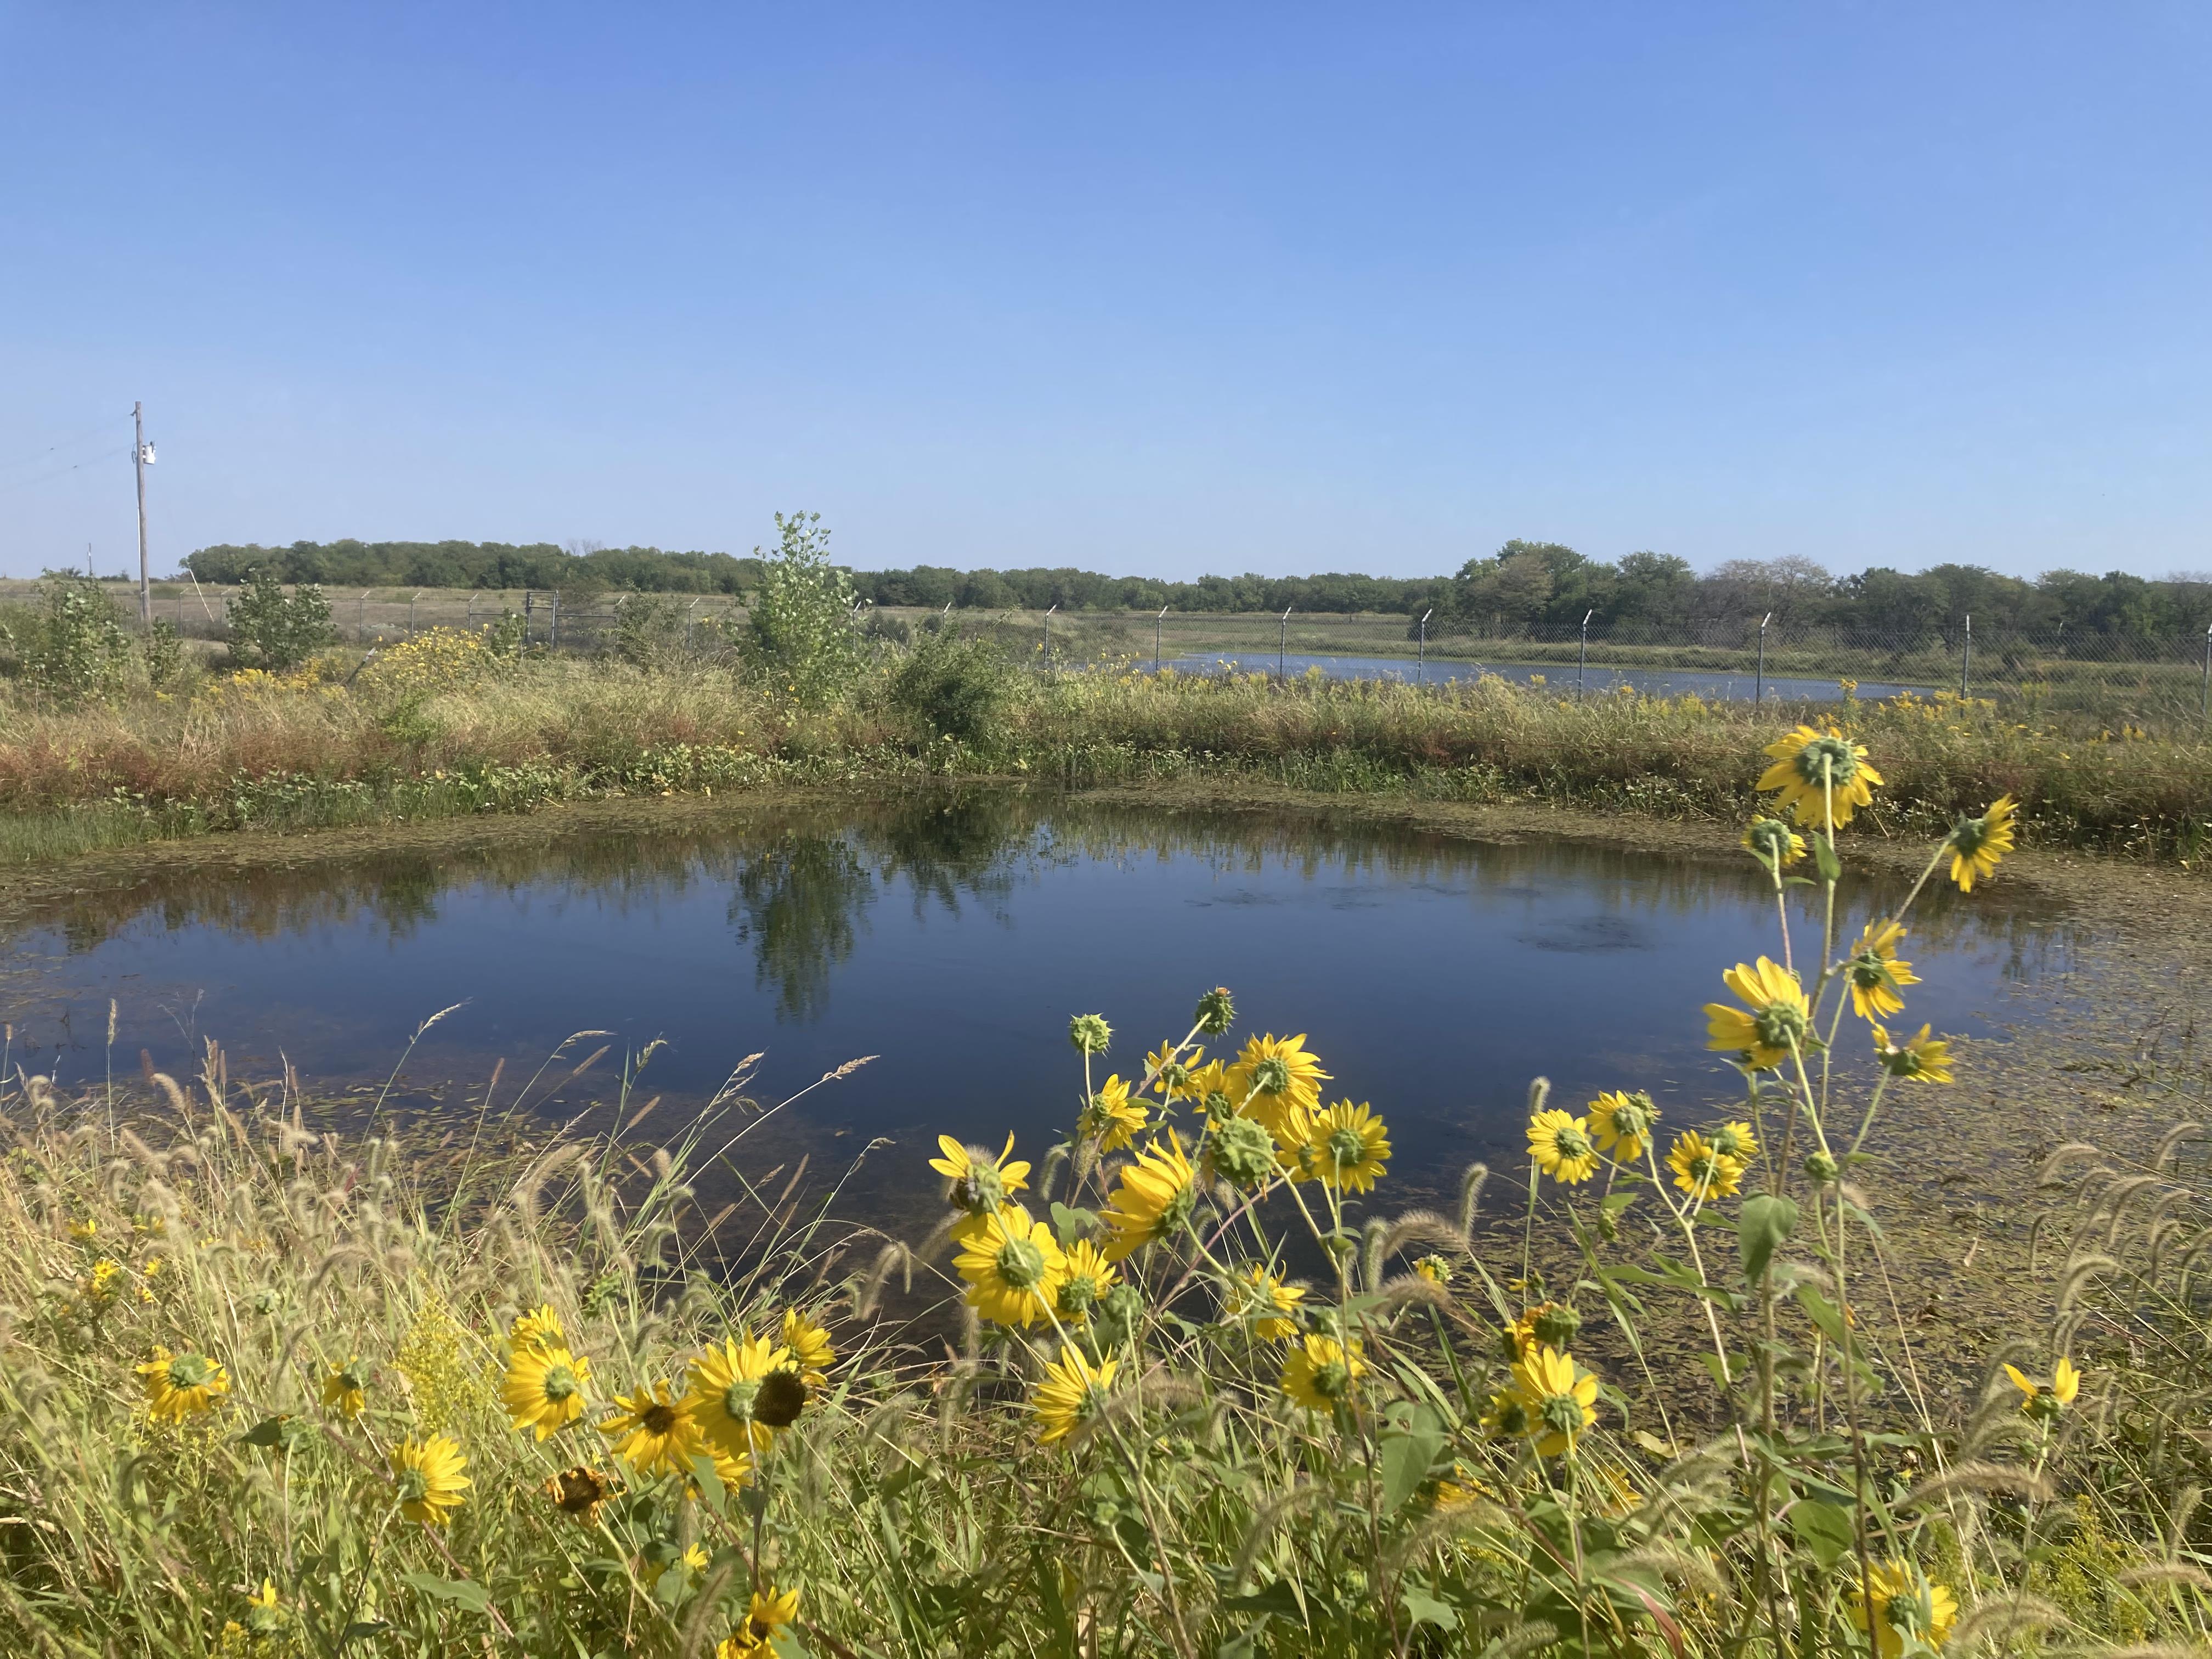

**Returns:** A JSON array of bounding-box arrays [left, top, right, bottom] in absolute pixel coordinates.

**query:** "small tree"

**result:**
[[0, 572, 134, 705], [744, 512, 862, 704], [228, 568, 336, 669]]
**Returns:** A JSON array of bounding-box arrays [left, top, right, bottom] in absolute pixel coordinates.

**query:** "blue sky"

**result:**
[[3, 4, 2209, 581]]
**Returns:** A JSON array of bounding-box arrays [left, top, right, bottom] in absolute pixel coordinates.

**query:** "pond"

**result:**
[[0, 792, 2067, 1226], [1163, 652, 1932, 702]]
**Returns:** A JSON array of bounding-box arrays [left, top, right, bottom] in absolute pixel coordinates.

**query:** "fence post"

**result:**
[[1756, 612, 1770, 704], [1578, 610, 1592, 700], [2202, 623, 2210, 723], [358, 589, 368, 641], [1418, 607, 1432, 686], [1279, 606, 1292, 680], [409, 590, 421, 636], [550, 593, 560, 651], [1043, 603, 1056, 668], [1961, 613, 1971, 698]]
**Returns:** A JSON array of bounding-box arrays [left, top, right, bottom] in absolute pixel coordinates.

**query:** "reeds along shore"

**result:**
[[0, 630, 2207, 867], [2, 752, 2208, 1657]]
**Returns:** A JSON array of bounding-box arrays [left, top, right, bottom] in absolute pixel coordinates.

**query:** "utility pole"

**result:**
[[133, 402, 152, 624]]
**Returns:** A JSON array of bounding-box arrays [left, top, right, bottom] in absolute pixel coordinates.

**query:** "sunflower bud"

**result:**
[[1803, 1149, 1841, 1184], [1206, 1115, 1278, 1190], [1069, 1014, 1113, 1056], [1531, 1304, 1582, 1348], [1193, 987, 1236, 1035]]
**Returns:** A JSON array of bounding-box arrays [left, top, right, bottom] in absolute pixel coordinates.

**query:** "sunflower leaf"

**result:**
[[399, 1572, 490, 1613], [1813, 836, 1842, 884], [1739, 1194, 1799, 1285]]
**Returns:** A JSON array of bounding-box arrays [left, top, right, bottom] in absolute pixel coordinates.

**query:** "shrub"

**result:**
[[743, 511, 862, 706], [141, 617, 184, 689], [888, 626, 1016, 745], [228, 567, 336, 668], [0, 571, 134, 704], [610, 592, 689, 667]]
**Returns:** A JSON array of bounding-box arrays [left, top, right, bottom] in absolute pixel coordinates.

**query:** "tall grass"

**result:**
[[0, 639, 2207, 867], [3, 791, 2208, 1657]]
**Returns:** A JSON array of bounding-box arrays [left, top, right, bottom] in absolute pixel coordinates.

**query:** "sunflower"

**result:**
[[1706, 1120, 1758, 1161], [1479, 1389, 1531, 1441], [1703, 957, 1811, 1070], [715, 1585, 803, 1659], [1304, 1101, 1391, 1193], [1587, 1090, 1659, 1163], [1504, 1301, 1582, 1359], [1946, 794, 2017, 892], [242, 1578, 284, 1637], [1873, 1024, 1954, 1084], [1229, 1264, 1306, 1340], [2004, 1356, 2081, 1421], [780, 1308, 834, 1389], [138, 1345, 230, 1423], [1183, 1059, 1234, 1115], [1145, 1040, 1203, 1099], [1279, 1333, 1365, 1412], [1054, 1239, 1119, 1325], [953, 1205, 1069, 1325], [1844, 920, 1921, 1020], [510, 1305, 565, 1352], [600, 1379, 701, 1478], [1742, 816, 1807, 870], [501, 1343, 592, 1440], [1101, 1133, 1199, 1261], [1527, 1109, 1600, 1184], [1413, 1255, 1453, 1286], [928, 1133, 1032, 1240], [391, 1432, 470, 1525], [1666, 1131, 1745, 1200], [1079, 1075, 1149, 1152], [321, 1357, 370, 1420], [543, 1464, 620, 1523], [686, 1329, 793, 1463], [1510, 1345, 1598, 1457], [1224, 1034, 1330, 1143], [1033, 1346, 1119, 1444], [1757, 725, 1883, 830], [642, 1538, 712, 1588], [1850, 1559, 1959, 1659]]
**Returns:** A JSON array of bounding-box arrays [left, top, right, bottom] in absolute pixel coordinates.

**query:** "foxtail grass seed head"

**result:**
[[1068, 1013, 1113, 1056]]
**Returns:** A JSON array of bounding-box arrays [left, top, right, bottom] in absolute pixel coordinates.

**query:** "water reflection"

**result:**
[[0, 789, 2074, 1227]]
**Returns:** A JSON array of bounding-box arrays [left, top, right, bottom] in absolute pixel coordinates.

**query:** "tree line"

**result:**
[[182, 537, 2212, 638]]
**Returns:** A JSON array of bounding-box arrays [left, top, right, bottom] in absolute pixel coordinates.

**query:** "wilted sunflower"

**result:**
[[501, 1343, 592, 1441], [2004, 1355, 2081, 1421], [1305, 1100, 1391, 1193], [1946, 794, 2017, 892], [1510, 1345, 1598, 1457], [927, 1133, 1032, 1240], [543, 1464, 620, 1523], [1279, 1333, 1365, 1413], [321, 1357, 370, 1420], [716, 1585, 802, 1659], [1054, 1239, 1119, 1325], [138, 1345, 230, 1424], [1703, 957, 1811, 1070], [1224, 1034, 1330, 1143], [686, 1329, 793, 1462], [1757, 725, 1883, 830], [600, 1379, 700, 1478], [1844, 920, 1921, 1020], [1229, 1264, 1306, 1340], [390, 1432, 470, 1525], [1586, 1090, 1659, 1163], [510, 1305, 565, 1352], [1850, 1559, 1959, 1659], [1527, 1109, 1600, 1184], [780, 1309, 834, 1389], [1742, 816, 1807, 870], [953, 1204, 1069, 1325], [1666, 1131, 1745, 1200], [1079, 1075, 1149, 1152], [1033, 1346, 1119, 1444], [1101, 1133, 1199, 1261], [1873, 1023, 1953, 1083]]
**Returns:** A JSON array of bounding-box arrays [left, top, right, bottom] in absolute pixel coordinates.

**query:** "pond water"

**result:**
[[0, 793, 2067, 1223], [1163, 652, 1931, 702]]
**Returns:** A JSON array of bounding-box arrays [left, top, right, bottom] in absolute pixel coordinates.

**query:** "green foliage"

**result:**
[[610, 592, 689, 667], [743, 511, 862, 706], [228, 568, 337, 668], [888, 627, 1017, 746], [0, 571, 134, 704], [184, 538, 764, 594], [141, 617, 184, 689]]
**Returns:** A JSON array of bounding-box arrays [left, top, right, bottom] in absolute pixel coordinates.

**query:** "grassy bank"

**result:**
[[4, 791, 2209, 1658], [0, 635, 2208, 868]]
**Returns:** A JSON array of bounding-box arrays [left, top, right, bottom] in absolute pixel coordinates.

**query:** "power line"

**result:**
[[0, 417, 128, 477], [0, 444, 132, 496]]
